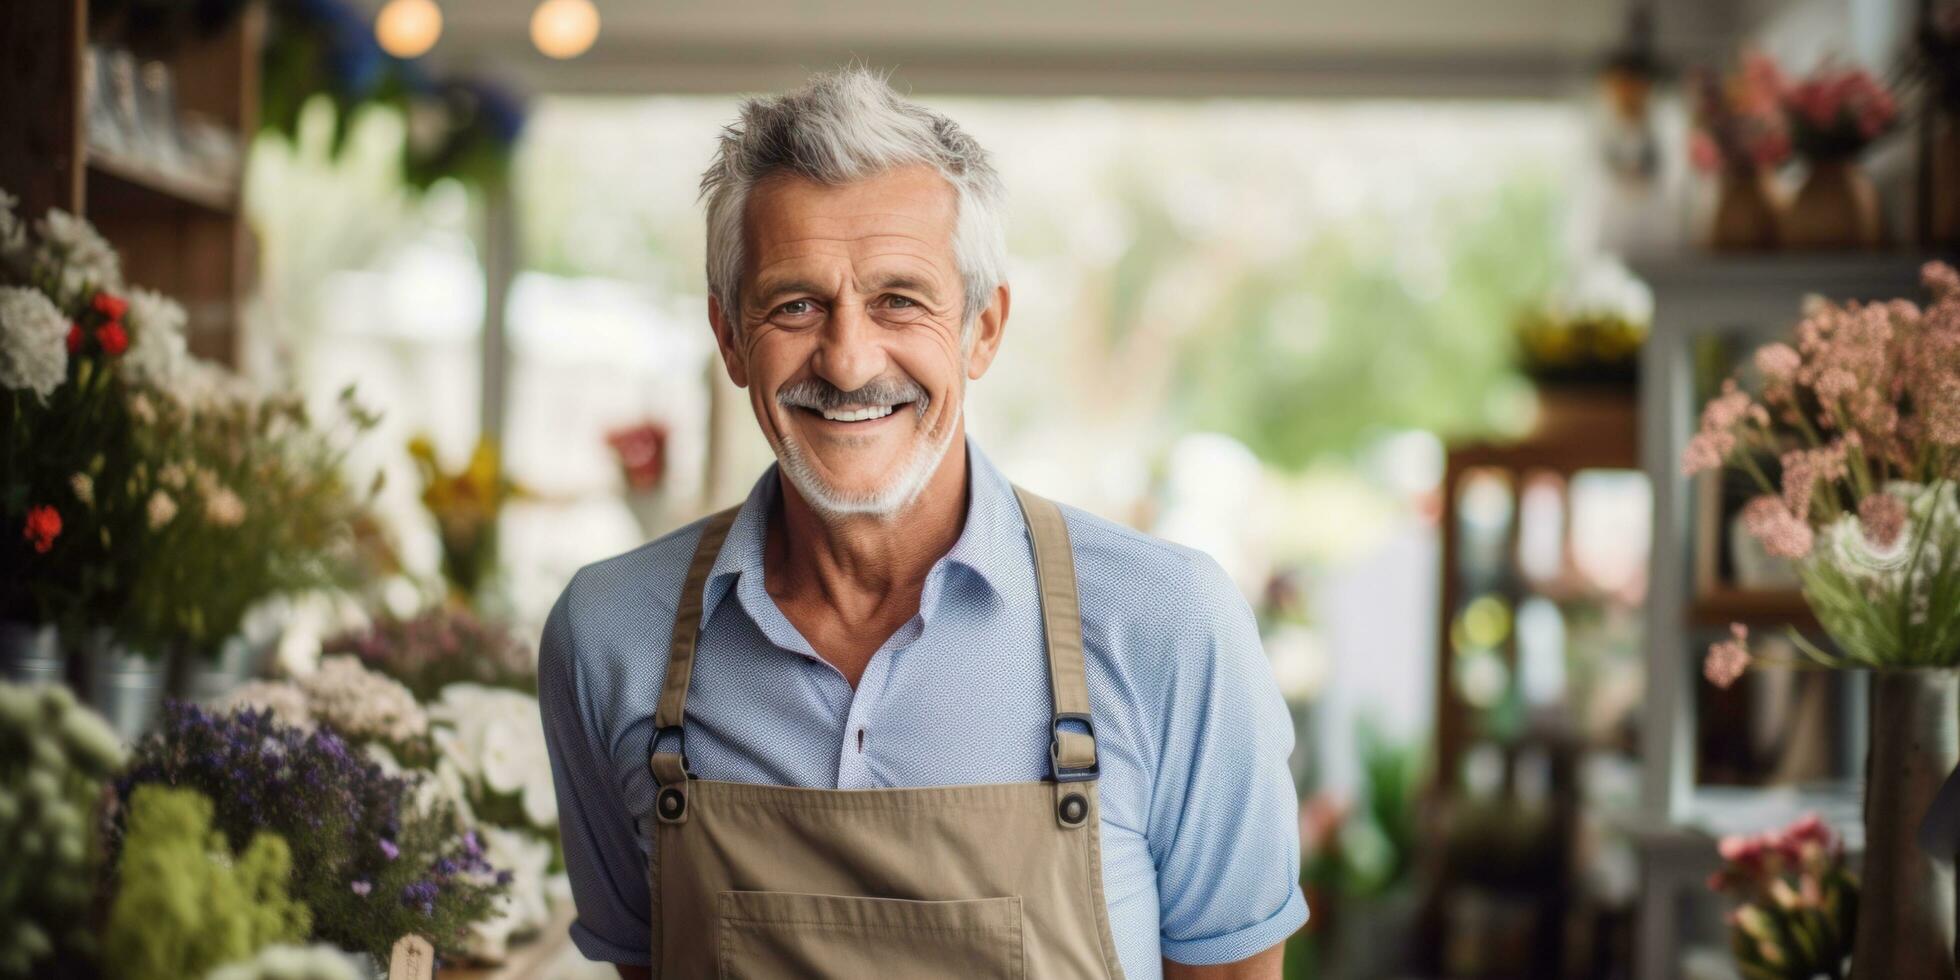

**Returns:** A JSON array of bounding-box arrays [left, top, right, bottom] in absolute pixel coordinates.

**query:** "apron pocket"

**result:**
[[715, 890, 1025, 980]]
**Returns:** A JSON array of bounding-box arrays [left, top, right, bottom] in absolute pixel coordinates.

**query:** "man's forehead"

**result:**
[[744, 165, 957, 241]]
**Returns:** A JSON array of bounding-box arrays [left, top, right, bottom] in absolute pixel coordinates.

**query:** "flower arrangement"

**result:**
[[1706, 814, 1857, 980], [0, 681, 124, 978], [408, 435, 528, 605], [1515, 258, 1653, 387], [221, 654, 430, 748], [1780, 64, 1900, 163], [104, 785, 312, 980], [322, 604, 536, 701], [120, 382, 382, 659], [1690, 53, 1793, 175], [1684, 262, 1960, 679], [607, 420, 672, 538], [1, 191, 176, 636], [1, 190, 381, 664], [116, 702, 507, 960]]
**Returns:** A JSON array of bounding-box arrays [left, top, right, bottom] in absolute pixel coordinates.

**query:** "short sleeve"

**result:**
[[1148, 556, 1310, 966], [539, 580, 655, 965]]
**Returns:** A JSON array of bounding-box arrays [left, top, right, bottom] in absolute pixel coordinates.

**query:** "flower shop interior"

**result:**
[[3, 0, 1959, 978]]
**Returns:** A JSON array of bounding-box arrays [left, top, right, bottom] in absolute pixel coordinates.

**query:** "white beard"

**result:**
[[773, 403, 958, 521]]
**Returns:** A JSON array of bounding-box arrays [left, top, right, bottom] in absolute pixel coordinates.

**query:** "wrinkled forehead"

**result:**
[[740, 165, 961, 287]]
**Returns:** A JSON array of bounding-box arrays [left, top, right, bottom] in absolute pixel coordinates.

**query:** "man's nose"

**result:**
[[812, 300, 887, 395]]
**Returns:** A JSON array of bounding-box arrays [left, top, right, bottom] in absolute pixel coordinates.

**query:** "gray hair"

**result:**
[[699, 66, 1008, 342]]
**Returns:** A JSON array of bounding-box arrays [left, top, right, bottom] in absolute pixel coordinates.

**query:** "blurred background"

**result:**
[[3, 0, 1957, 978]]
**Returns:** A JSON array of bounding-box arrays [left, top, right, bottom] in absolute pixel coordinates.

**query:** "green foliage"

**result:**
[[0, 682, 124, 978], [104, 786, 310, 980], [1175, 177, 1563, 470]]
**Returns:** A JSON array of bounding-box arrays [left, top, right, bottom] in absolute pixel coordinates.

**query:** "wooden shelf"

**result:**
[[1688, 587, 1818, 630], [87, 146, 238, 214]]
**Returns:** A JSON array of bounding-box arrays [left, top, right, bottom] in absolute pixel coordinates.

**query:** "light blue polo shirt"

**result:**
[[538, 437, 1309, 977]]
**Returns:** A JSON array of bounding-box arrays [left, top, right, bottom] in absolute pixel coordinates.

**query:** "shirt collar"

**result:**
[[698, 436, 1027, 631]]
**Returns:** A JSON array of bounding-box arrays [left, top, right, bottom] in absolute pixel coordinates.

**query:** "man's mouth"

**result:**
[[801, 401, 915, 423]]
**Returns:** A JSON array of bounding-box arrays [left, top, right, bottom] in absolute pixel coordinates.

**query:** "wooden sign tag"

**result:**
[[388, 934, 435, 980]]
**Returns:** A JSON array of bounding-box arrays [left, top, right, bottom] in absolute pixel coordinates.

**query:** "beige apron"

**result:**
[[645, 486, 1128, 979]]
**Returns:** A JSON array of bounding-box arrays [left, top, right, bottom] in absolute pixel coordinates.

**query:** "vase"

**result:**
[[1710, 169, 1783, 251], [1786, 160, 1882, 250], [0, 621, 64, 685], [174, 635, 257, 705], [1852, 670, 1959, 980], [83, 628, 165, 742]]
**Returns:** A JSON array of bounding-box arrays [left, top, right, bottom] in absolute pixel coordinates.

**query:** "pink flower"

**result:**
[[1859, 492, 1907, 548], [1689, 131, 1722, 173], [1682, 382, 1762, 475], [1924, 261, 1960, 298], [1705, 624, 1751, 689], [1753, 343, 1801, 384], [1742, 495, 1813, 559]]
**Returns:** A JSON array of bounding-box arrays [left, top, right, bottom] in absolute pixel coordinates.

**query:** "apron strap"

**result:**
[[649, 504, 742, 787], [1011, 485, 1100, 783]]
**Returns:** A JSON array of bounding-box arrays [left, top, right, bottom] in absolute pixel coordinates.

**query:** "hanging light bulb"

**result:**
[[531, 0, 600, 60], [375, 0, 443, 59]]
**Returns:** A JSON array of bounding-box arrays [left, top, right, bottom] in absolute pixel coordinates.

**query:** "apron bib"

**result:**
[[645, 486, 1128, 979]]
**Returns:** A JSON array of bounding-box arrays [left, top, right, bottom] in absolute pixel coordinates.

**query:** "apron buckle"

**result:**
[[1049, 712, 1100, 783]]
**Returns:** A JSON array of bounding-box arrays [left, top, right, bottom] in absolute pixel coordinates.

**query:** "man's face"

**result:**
[[710, 164, 1005, 517]]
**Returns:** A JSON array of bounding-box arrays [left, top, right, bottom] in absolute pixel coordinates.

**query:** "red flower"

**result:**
[[92, 292, 128, 321], [96, 322, 128, 356], [66, 323, 83, 353], [23, 505, 61, 554]]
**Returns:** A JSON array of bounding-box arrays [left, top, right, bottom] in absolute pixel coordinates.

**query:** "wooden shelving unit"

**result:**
[[0, 0, 261, 365]]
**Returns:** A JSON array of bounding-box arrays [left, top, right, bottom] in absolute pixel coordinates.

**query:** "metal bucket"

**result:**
[[83, 628, 165, 742], [176, 635, 258, 705], [0, 621, 65, 685]]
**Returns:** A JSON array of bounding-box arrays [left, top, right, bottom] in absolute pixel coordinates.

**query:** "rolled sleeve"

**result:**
[[539, 580, 654, 966], [1149, 556, 1310, 966]]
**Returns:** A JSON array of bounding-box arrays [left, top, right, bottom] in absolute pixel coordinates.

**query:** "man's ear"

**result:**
[[964, 282, 1011, 380], [708, 294, 749, 388]]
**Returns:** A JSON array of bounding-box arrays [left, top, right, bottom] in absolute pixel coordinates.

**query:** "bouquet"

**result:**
[[0, 191, 185, 636], [1690, 52, 1793, 175], [116, 702, 507, 960], [1780, 64, 1899, 163], [1685, 262, 1960, 683], [1706, 814, 1857, 980], [322, 604, 536, 701]]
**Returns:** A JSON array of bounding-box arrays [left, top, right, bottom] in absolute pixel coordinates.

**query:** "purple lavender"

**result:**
[[116, 700, 507, 958]]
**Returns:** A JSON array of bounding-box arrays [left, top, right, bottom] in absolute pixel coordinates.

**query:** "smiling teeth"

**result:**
[[821, 404, 896, 422]]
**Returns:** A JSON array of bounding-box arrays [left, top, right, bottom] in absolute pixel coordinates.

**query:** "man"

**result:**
[[540, 66, 1307, 979]]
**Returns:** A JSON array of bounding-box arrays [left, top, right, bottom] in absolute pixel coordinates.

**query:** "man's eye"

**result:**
[[887, 295, 915, 307], [775, 300, 817, 318]]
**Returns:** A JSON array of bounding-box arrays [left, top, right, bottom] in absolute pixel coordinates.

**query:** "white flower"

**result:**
[[430, 683, 557, 829], [119, 287, 187, 388], [204, 485, 246, 527], [204, 942, 365, 980], [34, 209, 121, 305], [145, 489, 178, 529], [69, 472, 93, 507], [299, 655, 428, 743], [462, 826, 555, 963], [0, 285, 69, 399], [157, 461, 187, 489]]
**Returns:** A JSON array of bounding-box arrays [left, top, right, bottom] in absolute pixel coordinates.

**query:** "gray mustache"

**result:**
[[777, 377, 929, 414]]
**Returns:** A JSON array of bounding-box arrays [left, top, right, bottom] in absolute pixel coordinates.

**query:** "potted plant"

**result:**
[[1690, 53, 1793, 251], [1778, 63, 1900, 249]]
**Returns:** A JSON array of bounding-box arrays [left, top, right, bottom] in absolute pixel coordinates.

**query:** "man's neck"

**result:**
[[763, 433, 971, 628]]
